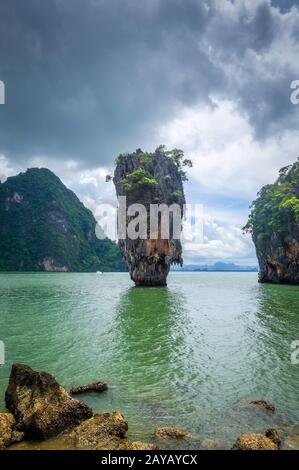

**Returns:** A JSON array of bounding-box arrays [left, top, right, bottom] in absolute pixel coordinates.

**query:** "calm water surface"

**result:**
[[0, 272, 298, 449]]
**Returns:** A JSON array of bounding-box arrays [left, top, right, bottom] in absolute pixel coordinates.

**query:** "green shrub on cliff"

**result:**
[[116, 146, 192, 184], [121, 167, 158, 191], [157, 146, 192, 181]]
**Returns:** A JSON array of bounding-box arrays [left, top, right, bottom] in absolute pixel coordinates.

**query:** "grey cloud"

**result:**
[[0, 0, 298, 168], [271, 0, 299, 11], [207, 1, 276, 55]]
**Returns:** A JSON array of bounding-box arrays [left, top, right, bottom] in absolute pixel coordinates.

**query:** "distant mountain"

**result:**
[[172, 262, 258, 272], [0, 168, 126, 272]]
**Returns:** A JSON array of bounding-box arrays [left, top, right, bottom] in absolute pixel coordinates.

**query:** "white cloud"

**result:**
[[155, 96, 299, 265], [0, 153, 116, 210], [0, 154, 22, 182], [157, 98, 299, 199], [182, 209, 256, 265]]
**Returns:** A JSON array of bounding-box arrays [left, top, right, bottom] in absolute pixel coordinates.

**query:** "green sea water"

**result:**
[[0, 272, 299, 449]]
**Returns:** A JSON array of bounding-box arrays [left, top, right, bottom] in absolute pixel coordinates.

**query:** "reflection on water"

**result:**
[[98, 286, 199, 444], [0, 272, 299, 449], [253, 283, 299, 422], [115, 286, 190, 386]]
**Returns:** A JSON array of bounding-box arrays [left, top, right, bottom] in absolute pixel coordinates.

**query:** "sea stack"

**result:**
[[113, 147, 190, 286], [244, 160, 299, 283]]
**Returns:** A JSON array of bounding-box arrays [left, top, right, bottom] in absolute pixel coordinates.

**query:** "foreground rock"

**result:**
[[70, 381, 108, 394], [232, 433, 279, 450], [0, 413, 24, 450], [201, 438, 221, 449], [283, 434, 299, 450], [118, 441, 159, 450], [70, 413, 157, 450], [70, 413, 128, 449], [249, 399, 275, 413], [154, 426, 191, 439], [265, 428, 281, 448], [5, 364, 92, 439], [280, 425, 299, 450], [113, 148, 189, 286]]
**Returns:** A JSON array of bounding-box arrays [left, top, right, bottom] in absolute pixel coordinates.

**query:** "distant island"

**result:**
[[172, 262, 258, 272], [0, 168, 125, 272]]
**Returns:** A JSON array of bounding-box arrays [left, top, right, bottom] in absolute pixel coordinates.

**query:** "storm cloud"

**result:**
[[1, 0, 299, 265], [0, 0, 298, 168]]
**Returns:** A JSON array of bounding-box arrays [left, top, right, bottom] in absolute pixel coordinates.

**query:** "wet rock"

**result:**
[[201, 438, 221, 449], [232, 433, 279, 450], [281, 425, 299, 450], [283, 435, 299, 450], [265, 428, 281, 448], [249, 400, 275, 413], [70, 412, 128, 450], [118, 440, 160, 450], [5, 364, 92, 439], [70, 381, 108, 394], [0, 413, 24, 450], [154, 426, 190, 439]]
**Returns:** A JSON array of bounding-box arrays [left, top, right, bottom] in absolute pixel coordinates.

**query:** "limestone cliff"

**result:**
[[244, 160, 299, 283], [0, 168, 125, 272], [113, 147, 189, 286]]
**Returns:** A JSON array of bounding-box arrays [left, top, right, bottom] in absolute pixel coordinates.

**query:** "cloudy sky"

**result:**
[[1, 0, 299, 265]]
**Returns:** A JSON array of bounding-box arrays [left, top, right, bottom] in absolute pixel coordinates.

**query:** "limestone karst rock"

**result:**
[[5, 364, 92, 439], [69, 381, 108, 395], [113, 148, 189, 286], [154, 426, 191, 439], [231, 433, 279, 450], [70, 412, 128, 449], [0, 413, 24, 450], [244, 160, 299, 284]]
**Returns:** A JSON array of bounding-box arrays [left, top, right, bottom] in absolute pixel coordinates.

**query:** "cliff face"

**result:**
[[113, 148, 187, 286], [244, 161, 299, 284], [0, 168, 125, 272]]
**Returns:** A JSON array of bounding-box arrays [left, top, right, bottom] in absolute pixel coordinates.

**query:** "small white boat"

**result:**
[[96, 271, 103, 275]]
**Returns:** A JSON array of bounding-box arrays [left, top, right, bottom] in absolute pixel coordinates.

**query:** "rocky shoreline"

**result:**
[[0, 364, 298, 451]]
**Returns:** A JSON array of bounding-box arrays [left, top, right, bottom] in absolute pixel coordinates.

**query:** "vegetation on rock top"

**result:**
[[111, 145, 192, 194]]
